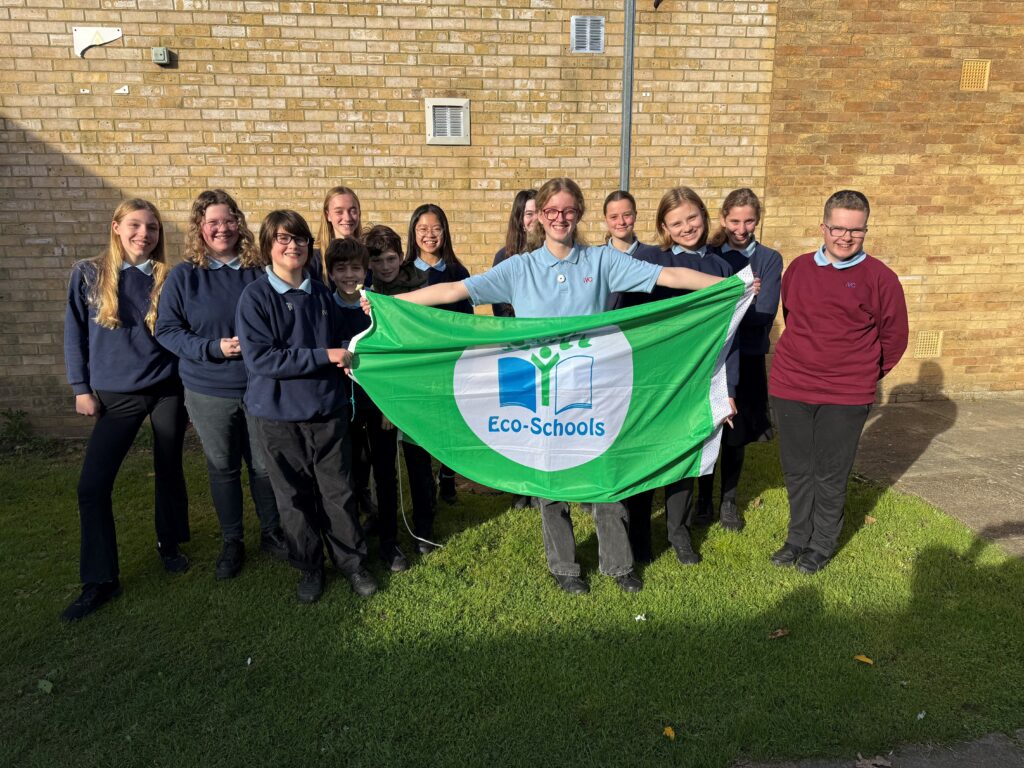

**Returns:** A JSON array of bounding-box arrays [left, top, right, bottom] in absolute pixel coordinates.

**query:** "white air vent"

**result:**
[[570, 16, 605, 54], [425, 98, 470, 146]]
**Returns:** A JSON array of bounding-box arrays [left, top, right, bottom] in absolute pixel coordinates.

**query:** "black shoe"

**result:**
[[297, 569, 324, 603], [615, 571, 643, 593], [380, 544, 409, 573], [796, 549, 832, 575], [770, 543, 805, 567], [416, 540, 440, 555], [512, 495, 533, 510], [438, 472, 457, 504], [158, 543, 190, 574], [215, 540, 245, 580], [552, 573, 590, 595], [719, 500, 745, 532], [673, 543, 702, 566], [347, 568, 378, 597], [259, 528, 290, 561], [691, 496, 714, 527], [60, 580, 122, 622]]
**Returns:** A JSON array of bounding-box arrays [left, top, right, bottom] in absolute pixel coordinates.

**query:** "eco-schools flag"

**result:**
[[350, 270, 754, 503]]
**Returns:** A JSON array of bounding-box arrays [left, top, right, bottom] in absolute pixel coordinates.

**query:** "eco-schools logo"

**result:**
[[453, 325, 633, 471]]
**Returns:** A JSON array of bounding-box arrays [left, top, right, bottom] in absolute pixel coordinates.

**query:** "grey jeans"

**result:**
[[538, 499, 634, 577]]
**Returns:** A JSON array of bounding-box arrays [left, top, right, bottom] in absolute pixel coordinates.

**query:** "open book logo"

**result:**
[[453, 326, 634, 472]]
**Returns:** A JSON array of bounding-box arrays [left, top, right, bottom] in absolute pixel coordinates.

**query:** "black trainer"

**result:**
[[297, 569, 324, 603], [614, 571, 643, 593], [552, 573, 589, 595], [416, 540, 440, 555], [259, 528, 290, 561], [719, 500, 745, 532], [60, 580, 122, 622], [215, 540, 245, 580], [770, 543, 804, 567], [347, 568, 378, 597], [380, 544, 409, 573], [158, 542, 190, 574]]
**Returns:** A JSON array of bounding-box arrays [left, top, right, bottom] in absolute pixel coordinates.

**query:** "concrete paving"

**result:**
[[738, 399, 1024, 767]]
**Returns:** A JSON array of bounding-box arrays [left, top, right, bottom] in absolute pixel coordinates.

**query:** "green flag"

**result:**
[[350, 272, 754, 503]]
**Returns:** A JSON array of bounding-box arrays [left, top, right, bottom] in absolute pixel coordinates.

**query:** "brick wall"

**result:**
[[0, 0, 1019, 436]]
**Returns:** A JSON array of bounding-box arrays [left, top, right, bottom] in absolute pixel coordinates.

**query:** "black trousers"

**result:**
[[772, 397, 870, 557], [400, 441, 437, 539], [350, 406, 399, 550], [251, 413, 366, 574], [77, 379, 190, 584], [625, 475, 701, 562]]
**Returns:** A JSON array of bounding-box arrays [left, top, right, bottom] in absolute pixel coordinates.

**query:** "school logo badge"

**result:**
[[453, 325, 633, 471]]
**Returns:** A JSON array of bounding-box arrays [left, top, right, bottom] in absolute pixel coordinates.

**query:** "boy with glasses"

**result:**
[[768, 190, 908, 574]]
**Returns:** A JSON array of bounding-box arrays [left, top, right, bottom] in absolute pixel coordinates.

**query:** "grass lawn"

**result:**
[[1, 439, 1022, 768]]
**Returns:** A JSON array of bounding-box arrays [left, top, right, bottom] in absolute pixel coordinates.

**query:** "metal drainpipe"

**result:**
[[619, 0, 636, 191]]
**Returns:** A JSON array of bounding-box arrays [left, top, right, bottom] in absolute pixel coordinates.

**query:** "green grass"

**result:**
[[1, 441, 1022, 767]]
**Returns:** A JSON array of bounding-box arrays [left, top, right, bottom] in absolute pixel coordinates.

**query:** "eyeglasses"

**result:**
[[203, 217, 239, 230], [415, 226, 443, 237], [825, 226, 868, 238], [273, 233, 309, 247], [541, 207, 581, 222]]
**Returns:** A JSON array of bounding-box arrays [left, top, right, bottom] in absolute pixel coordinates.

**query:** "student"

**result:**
[[491, 189, 538, 318], [705, 188, 783, 532], [768, 190, 908, 574], [615, 187, 736, 566], [326, 237, 407, 573], [364, 224, 442, 554], [603, 190, 643, 255], [371, 177, 732, 595], [155, 189, 288, 581], [405, 204, 473, 504], [235, 210, 377, 603], [315, 185, 374, 519], [61, 199, 189, 622]]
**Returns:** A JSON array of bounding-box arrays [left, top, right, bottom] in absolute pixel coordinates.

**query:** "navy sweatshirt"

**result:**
[[235, 274, 347, 422], [415, 260, 474, 315], [155, 261, 266, 397], [609, 244, 739, 397], [64, 260, 177, 395], [333, 295, 381, 419], [714, 242, 783, 356]]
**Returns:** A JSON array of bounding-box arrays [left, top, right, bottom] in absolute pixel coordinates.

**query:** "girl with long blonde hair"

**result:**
[[62, 198, 190, 622]]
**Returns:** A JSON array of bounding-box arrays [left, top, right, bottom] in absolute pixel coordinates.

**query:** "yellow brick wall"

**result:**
[[0, 0, 1019, 436]]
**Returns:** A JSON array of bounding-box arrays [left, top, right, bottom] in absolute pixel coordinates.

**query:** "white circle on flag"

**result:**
[[453, 325, 633, 472]]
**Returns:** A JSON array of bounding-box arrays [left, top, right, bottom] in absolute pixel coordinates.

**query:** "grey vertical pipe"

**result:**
[[619, 0, 636, 191]]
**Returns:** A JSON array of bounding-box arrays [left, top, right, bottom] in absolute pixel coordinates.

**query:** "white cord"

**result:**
[[396, 445, 444, 550]]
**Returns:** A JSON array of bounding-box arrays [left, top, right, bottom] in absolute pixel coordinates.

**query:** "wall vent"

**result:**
[[914, 330, 943, 359], [959, 60, 990, 92], [570, 16, 605, 54], [425, 98, 470, 146]]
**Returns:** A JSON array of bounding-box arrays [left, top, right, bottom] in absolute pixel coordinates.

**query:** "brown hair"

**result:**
[[325, 236, 369, 273], [708, 188, 762, 248], [87, 198, 168, 334], [824, 189, 870, 221], [183, 189, 261, 268], [525, 177, 588, 251], [655, 186, 710, 251], [363, 224, 403, 261], [316, 185, 363, 276], [502, 189, 537, 256], [258, 210, 314, 267]]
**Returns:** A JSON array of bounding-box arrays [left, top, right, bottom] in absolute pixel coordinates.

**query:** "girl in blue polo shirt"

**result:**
[[62, 199, 189, 622], [369, 177, 734, 596], [156, 189, 288, 581]]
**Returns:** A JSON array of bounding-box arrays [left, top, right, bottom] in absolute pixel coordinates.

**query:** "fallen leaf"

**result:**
[[854, 654, 874, 665], [767, 628, 790, 640], [634, 614, 647, 622], [751, 496, 763, 508], [662, 726, 676, 741], [855, 754, 892, 768], [865, 515, 877, 525], [37, 679, 53, 694]]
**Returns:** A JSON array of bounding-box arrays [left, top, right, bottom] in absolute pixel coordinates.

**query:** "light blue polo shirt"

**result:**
[[464, 242, 661, 318], [208, 255, 242, 270], [265, 265, 312, 294], [120, 259, 154, 275], [671, 244, 709, 259], [813, 244, 866, 270], [720, 240, 757, 259], [414, 256, 446, 272]]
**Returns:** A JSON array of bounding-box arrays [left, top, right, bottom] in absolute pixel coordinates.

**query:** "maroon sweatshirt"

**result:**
[[768, 252, 908, 406]]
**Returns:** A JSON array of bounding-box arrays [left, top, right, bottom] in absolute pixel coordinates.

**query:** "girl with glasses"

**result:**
[[62, 199, 190, 621], [156, 189, 288, 582]]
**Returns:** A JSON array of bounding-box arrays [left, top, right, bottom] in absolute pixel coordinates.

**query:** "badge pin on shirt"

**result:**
[[286, 302, 293, 311]]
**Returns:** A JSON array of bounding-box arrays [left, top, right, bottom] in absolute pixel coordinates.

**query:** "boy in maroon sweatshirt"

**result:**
[[768, 190, 908, 574]]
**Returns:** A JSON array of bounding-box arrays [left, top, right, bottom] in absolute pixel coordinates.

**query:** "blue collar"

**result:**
[[611, 238, 640, 256], [332, 292, 361, 309], [720, 239, 757, 258], [671, 244, 707, 258], [208, 256, 242, 271], [541, 243, 582, 266], [814, 244, 867, 270], [414, 256, 446, 272], [120, 260, 154, 275], [265, 265, 312, 294]]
